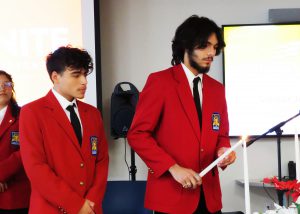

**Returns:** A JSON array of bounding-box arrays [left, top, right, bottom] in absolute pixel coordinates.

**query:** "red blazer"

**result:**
[[20, 91, 109, 214], [0, 104, 30, 209], [128, 65, 230, 213]]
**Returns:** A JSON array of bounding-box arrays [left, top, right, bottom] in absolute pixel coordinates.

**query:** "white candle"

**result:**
[[199, 138, 244, 177], [243, 139, 251, 214], [295, 128, 300, 181]]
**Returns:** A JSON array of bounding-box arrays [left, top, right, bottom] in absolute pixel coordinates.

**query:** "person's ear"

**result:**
[[51, 71, 59, 83]]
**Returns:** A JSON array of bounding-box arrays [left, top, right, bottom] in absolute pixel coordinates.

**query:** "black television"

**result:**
[[222, 23, 300, 137]]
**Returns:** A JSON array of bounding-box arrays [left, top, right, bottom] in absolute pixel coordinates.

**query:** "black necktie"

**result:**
[[66, 104, 82, 146], [193, 77, 202, 129]]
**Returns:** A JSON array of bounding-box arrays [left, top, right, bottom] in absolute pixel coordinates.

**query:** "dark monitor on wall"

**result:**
[[222, 23, 300, 137]]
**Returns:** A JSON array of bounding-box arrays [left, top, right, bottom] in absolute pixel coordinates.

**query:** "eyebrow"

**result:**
[[70, 69, 81, 73], [69, 69, 89, 76], [68, 69, 83, 73], [207, 41, 219, 47]]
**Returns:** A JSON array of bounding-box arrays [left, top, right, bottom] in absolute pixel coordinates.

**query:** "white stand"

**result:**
[[243, 140, 251, 214]]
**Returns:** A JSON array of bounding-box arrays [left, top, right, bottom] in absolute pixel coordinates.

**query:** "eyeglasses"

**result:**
[[0, 82, 13, 89]]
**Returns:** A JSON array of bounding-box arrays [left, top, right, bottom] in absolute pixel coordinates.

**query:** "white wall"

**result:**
[[82, 0, 97, 107], [99, 0, 300, 212]]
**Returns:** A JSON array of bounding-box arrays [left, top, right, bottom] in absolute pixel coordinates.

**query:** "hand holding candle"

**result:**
[[199, 136, 246, 177], [199, 136, 250, 213], [217, 147, 236, 168]]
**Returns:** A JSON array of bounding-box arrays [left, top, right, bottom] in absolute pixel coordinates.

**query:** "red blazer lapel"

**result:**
[[172, 65, 201, 142], [77, 101, 89, 147], [0, 105, 16, 138], [44, 91, 82, 153], [202, 74, 210, 132]]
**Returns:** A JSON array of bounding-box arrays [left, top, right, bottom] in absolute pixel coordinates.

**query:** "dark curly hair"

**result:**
[[171, 15, 225, 65], [46, 45, 93, 79], [0, 70, 20, 118]]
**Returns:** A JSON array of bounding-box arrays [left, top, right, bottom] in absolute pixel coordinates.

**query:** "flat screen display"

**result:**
[[223, 23, 300, 137], [0, 0, 98, 107]]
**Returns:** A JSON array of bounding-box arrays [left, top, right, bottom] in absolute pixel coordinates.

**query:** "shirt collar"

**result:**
[[0, 105, 8, 122], [181, 63, 203, 86], [52, 88, 77, 110]]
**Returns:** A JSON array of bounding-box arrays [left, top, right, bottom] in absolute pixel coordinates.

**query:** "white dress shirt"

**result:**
[[0, 105, 8, 125], [52, 88, 83, 134], [181, 63, 203, 107]]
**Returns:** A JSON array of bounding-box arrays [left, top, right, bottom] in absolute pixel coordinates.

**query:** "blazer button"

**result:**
[[80, 163, 84, 168], [80, 181, 84, 186], [201, 149, 204, 152]]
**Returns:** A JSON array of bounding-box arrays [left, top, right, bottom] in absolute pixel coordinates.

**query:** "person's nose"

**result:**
[[0, 83, 5, 91], [208, 46, 216, 57], [80, 75, 88, 85]]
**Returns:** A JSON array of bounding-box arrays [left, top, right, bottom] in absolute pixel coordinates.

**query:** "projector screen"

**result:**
[[223, 23, 300, 137], [0, 0, 99, 107]]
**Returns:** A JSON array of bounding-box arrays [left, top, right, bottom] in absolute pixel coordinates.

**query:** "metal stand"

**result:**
[[246, 110, 300, 206], [130, 148, 137, 181], [275, 128, 284, 206]]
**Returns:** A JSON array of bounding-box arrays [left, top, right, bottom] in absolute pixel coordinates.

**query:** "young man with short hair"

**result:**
[[20, 46, 109, 214]]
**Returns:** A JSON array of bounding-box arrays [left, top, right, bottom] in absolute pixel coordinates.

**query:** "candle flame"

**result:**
[[242, 135, 248, 141]]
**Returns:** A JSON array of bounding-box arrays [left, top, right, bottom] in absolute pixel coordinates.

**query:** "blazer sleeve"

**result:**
[[86, 110, 109, 212], [0, 151, 22, 181], [19, 105, 85, 214], [216, 89, 231, 151], [127, 73, 177, 178]]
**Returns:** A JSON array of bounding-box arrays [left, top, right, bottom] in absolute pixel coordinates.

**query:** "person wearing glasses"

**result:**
[[0, 70, 30, 214], [19, 46, 109, 214]]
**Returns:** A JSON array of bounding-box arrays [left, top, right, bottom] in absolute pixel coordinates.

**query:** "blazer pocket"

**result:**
[[147, 174, 182, 205]]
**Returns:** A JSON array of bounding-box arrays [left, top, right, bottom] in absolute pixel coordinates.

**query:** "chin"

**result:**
[[76, 95, 85, 99], [190, 61, 210, 74], [198, 68, 210, 74], [0, 100, 9, 106]]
